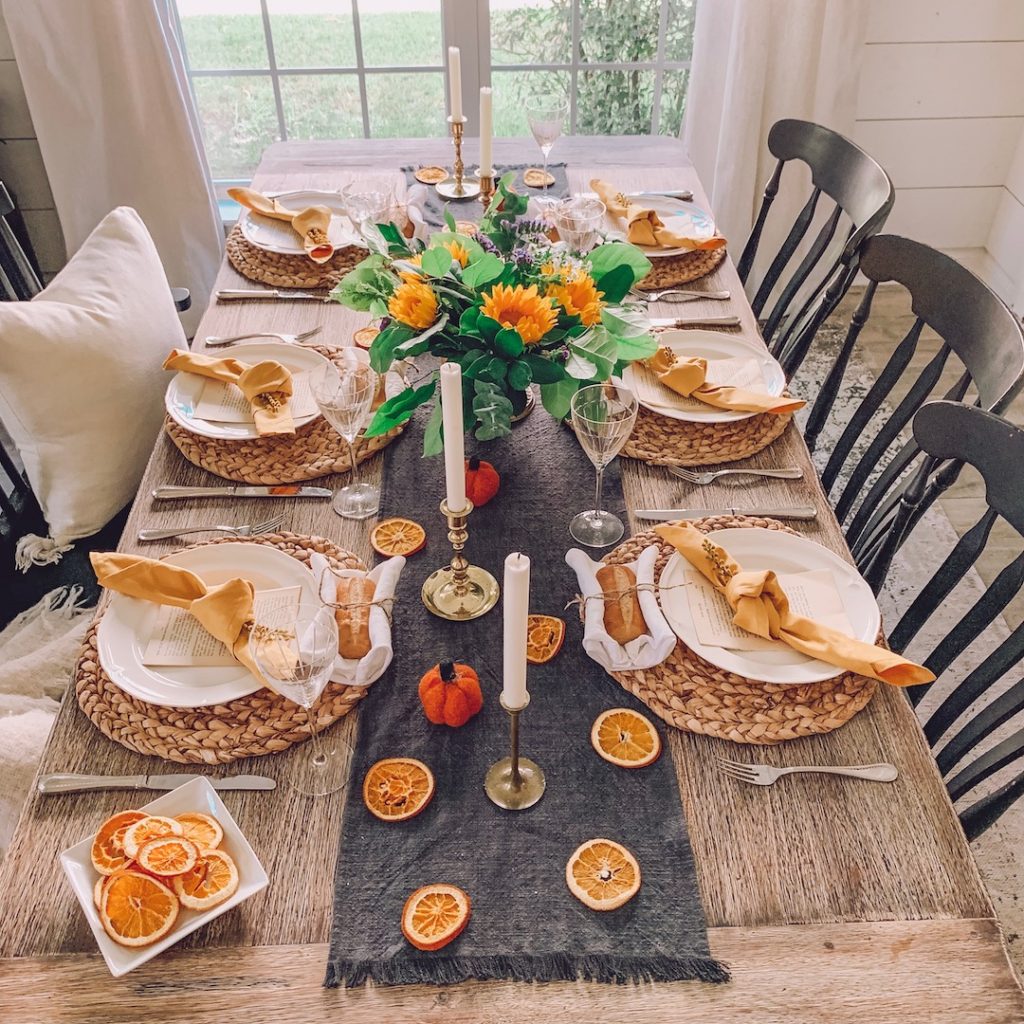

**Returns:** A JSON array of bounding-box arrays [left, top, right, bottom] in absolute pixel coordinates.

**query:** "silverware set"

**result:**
[[204, 326, 323, 347], [138, 511, 286, 543], [716, 758, 899, 787]]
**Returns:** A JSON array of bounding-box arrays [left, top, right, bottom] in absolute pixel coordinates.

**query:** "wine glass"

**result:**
[[345, 189, 390, 233], [526, 94, 569, 208], [311, 355, 380, 520], [249, 605, 349, 798], [570, 383, 638, 547], [554, 196, 606, 252]]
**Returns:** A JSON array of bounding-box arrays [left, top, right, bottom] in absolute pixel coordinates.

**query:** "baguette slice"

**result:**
[[335, 576, 375, 659], [595, 564, 647, 645]]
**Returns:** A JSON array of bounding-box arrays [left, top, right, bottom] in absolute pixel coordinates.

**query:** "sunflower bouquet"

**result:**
[[330, 174, 658, 454]]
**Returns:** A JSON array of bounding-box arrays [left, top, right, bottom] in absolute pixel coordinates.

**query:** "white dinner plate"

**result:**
[[61, 777, 269, 977], [239, 188, 361, 256], [96, 542, 321, 707], [165, 341, 330, 440], [621, 329, 785, 424], [658, 528, 881, 685], [604, 194, 717, 258]]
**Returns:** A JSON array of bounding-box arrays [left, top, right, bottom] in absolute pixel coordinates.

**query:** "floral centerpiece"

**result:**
[[330, 173, 657, 454]]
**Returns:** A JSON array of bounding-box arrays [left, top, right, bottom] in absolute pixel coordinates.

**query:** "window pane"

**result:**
[[665, 0, 696, 62], [361, 1, 442, 67], [490, 0, 571, 66], [176, 0, 268, 70], [365, 73, 447, 137], [193, 76, 280, 179], [266, 0, 357, 69], [578, 0, 660, 64], [279, 74, 363, 138], [492, 69, 570, 136], [575, 68, 655, 134], [657, 67, 689, 135]]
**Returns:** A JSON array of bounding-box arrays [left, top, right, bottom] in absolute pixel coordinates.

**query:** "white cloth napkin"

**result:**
[[310, 553, 405, 688], [404, 185, 431, 242], [565, 546, 677, 672]]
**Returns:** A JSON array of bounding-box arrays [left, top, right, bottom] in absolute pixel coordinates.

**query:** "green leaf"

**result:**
[[540, 378, 579, 420], [478, 356, 508, 385], [458, 306, 481, 335], [429, 231, 485, 263], [443, 208, 457, 232], [472, 380, 514, 441], [567, 325, 619, 381], [394, 313, 449, 356], [378, 221, 409, 254], [462, 351, 492, 379], [508, 359, 532, 391], [421, 245, 454, 277], [476, 315, 502, 342], [593, 263, 634, 304], [368, 322, 415, 373], [615, 332, 658, 362], [586, 242, 652, 287], [601, 304, 652, 338], [493, 327, 525, 358], [363, 380, 436, 437], [330, 253, 393, 312], [521, 352, 567, 383], [461, 253, 504, 289], [422, 396, 444, 457]]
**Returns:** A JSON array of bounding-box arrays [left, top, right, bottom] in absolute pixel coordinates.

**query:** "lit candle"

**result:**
[[479, 86, 493, 175], [439, 362, 467, 513], [447, 46, 463, 121], [502, 552, 530, 708]]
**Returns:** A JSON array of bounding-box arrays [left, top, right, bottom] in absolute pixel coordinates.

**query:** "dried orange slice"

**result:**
[[526, 614, 566, 664], [175, 812, 223, 851], [371, 517, 426, 557], [122, 815, 184, 859], [401, 883, 470, 951], [93, 874, 107, 909], [172, 848, 239, 911], [100, 870, 179, 947], [566, 838, 641, 911], [414, 165, 448, 185], [136, 835, 199, 877], [90, 810, 147, 876], [363, 757, 435, 822], [353, 325, 380, 349], [590, 708, 662, 769]]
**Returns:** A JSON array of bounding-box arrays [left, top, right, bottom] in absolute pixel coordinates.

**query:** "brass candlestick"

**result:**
[[485, 694, 546, 811], [477, 168, 496, 207], [421, 499, 499, 620], [436, 115, 481, 199]]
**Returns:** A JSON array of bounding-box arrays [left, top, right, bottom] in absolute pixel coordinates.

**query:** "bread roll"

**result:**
[[595, 564, 646, 645], [335, 576, 375, 659]]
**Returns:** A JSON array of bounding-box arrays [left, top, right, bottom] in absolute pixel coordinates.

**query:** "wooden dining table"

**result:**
[[1, 136, 1021, 1023]]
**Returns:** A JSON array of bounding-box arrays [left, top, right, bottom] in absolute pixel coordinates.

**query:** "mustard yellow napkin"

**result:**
[[591, 178, 726, 251], [229, 186, 335, 264], [164, 349, 295, 436], [654, 522, 934, 687], [646, 347, 805, 416]]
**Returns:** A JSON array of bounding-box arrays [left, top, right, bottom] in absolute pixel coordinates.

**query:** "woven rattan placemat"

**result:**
[[635, 247, 727, 290], [605, 516, 877, 744], [226, 224, 366, 290], [75, 533, 369, 764]]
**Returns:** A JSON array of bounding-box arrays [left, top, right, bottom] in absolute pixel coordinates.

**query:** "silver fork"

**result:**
[[669, 466, 803, 485], [138, 511, 286, 542], [204, 327, 323, 347], [717, 757, 899, 786], [630, 287, 730, 303]]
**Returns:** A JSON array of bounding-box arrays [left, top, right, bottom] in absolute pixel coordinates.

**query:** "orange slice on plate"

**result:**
[[363, 757, 435, 822], [136, 835, 199, 877], [566, 838, 641, 911], [590, 708, 662, 769], [122, 815, 184, 859], [401, 883, 471, 951], [414, 165, 448, 185], [526, 614, 566, 664], [100, 870, 180, 947], [371, 517, 426, 557], [172, 848, 240, 911], [353, 325, 380, 350], [175, 811, 223, 851], [90, 810, 147, 876]]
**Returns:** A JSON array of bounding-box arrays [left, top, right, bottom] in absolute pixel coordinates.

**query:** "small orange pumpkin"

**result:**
[[419, 662, 483, 727], [465, 458, 500, 507]]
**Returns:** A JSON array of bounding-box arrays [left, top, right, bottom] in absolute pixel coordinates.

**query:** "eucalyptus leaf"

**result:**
[[472, 380, 514, 441], [479, 356, 508, 384], [508, 359, 533, 391]]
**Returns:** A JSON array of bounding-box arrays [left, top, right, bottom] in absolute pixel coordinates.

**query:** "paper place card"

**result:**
[[635, 356, 766, 413], [193, 372, 317, 423], [142, 586, 302, 667], [685, 568, 854, 652]]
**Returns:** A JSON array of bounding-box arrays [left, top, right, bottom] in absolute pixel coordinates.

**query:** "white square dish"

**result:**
[[60, 776, 269, 977]]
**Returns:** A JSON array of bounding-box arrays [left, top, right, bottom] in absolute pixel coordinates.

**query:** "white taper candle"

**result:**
[[479, 86, 493, 175], [439, 362, 467, 513], [447, 46, 463, 121], [502, 552, 530, 708]]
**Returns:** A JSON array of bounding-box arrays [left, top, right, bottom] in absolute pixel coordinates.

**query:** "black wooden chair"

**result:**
[[881, 402, 1024, 838], [802, 235, 1024, 591], [737, 118, 894, 377], [0, 179, 43, 300]]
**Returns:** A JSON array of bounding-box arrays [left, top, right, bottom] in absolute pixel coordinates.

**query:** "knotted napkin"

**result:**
[[645, 347, 805, 415], [163, 349, 295, 436], [654, 522, 934, 687], [591, 178, 726, 251], [229, 186, 335, 263]]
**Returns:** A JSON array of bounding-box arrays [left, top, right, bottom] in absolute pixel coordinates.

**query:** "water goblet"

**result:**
[[553, 196, 606, 253], [526, 94, 569, 209]]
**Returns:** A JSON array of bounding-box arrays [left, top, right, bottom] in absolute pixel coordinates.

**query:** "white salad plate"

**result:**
[[238, 188, 360, 255]]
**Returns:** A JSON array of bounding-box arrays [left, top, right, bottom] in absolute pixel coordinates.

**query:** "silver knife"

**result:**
[[38, 773, 276, 794], [648, 315, 742, 327], [634, 506, 818, 521], [217, 288, 326, 301], [585, 189, 694, 202], [153, 485, 332, 500]]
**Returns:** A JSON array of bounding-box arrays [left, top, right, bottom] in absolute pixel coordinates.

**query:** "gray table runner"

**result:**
[[325, 401, 729, 988]]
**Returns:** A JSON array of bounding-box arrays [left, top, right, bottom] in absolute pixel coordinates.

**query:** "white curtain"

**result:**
[[683, 0, 870, 264], [2, 0, 222, 335]]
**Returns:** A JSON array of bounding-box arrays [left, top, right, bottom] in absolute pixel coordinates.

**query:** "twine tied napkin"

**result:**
[[654, 523, 934, 686], [645, 346, 805, 416], [164, 349, 296, 436], [591, 178, 726, 251], [229, 186, 335, 263]]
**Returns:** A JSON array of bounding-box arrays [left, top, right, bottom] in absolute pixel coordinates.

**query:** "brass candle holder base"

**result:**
[[421, 499, 499, 621], [485, 695, 546, 811], [436, 116, 481, 200], [477, 168, 496, 206]]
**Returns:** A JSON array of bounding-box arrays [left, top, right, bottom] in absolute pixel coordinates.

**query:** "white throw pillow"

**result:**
[[0, 206, 184, 563]]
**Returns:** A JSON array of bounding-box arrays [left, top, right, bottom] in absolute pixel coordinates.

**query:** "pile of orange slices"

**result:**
[[90, 809, 238, 947]]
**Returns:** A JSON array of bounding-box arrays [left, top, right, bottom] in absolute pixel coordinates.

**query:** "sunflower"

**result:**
[[388, 278, 438, 331], [480, 283, 559, 345], [443, 239, 471, 268], [545, 266, 604, 326], [398, 252, 424, 284]]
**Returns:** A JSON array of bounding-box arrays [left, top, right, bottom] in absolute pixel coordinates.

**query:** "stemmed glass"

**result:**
[[345, 189, 390, 234], [554, 196, 606, 252], [249, 605, 349, 798], [570, 383, 639, 547], [526, 94, 569, 208], [311, 355, 380, 520]]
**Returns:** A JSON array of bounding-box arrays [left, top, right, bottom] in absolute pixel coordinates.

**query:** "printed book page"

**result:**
[[193, 372, 317, 423]]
